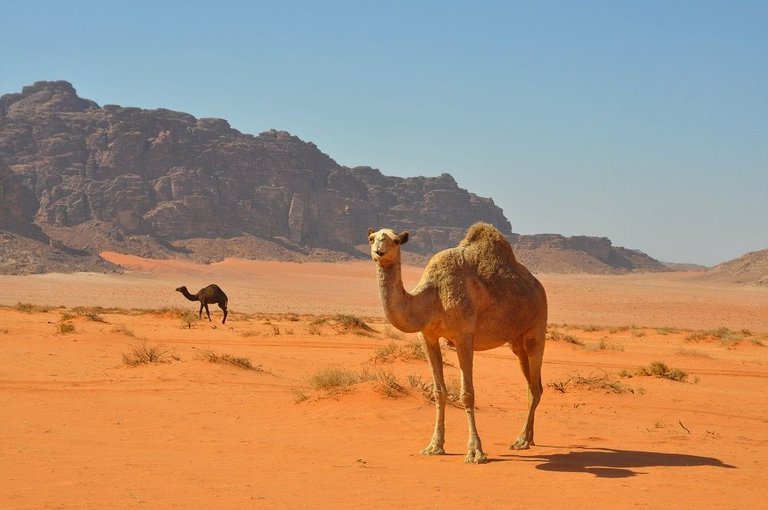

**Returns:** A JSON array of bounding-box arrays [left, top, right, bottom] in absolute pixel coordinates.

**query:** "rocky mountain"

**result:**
[[1, 81, 668, 275], [509, 233, 668, 274], [698, 249, 768, 286]]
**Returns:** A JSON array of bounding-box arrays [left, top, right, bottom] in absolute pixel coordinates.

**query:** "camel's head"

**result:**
[[175, 286, 186, 293], [368, 228, 409, 267]]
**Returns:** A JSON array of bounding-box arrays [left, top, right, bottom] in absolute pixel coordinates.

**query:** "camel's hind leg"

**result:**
[[219, 302, 228, 324], [420, 332, 447, 456], [510, 332, 545, 450]]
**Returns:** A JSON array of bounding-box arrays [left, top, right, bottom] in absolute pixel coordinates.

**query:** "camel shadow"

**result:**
[[505, 446, 736, 478]]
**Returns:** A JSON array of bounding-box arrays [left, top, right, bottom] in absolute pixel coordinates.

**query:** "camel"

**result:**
[[175, 284, 229, 324], [368, 223, 547, 463]]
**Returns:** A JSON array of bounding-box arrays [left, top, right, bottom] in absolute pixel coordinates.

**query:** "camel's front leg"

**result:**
[[203, 303, 212, 322], [455, 335, 488, 464], [420, 332, 446, 456]]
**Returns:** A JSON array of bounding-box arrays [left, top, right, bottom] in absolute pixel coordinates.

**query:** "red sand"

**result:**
[[1, 255, 766, 508]]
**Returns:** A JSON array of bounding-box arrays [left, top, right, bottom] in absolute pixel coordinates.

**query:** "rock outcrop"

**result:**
[[698, 249, 768, 286]]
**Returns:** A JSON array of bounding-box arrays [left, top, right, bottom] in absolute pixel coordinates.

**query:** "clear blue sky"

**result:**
[[2, 1, 766, 266]]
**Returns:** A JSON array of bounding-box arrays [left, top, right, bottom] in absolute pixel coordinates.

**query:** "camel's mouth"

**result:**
[[374, 250, 385, 258]]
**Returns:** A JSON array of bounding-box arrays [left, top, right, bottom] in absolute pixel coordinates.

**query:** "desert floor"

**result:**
[[1, 255, 767, 509]]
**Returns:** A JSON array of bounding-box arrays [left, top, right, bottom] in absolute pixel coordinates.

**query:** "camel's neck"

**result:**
[[180, 289, 198, 302], [376, 260, 432, 333]]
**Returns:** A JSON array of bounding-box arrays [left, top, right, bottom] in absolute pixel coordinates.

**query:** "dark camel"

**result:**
[[175, 284, 229, 324]]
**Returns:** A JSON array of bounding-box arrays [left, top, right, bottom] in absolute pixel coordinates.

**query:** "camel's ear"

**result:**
[[398, 231, 409, 245], [368, 228, 375, 236]]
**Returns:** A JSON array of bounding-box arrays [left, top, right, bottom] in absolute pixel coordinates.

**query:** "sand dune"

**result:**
[[1, 256, 766, 508]]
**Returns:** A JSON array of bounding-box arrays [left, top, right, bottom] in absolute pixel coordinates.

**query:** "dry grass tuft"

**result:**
[[628, 361, 689, 382], [382, 325, 405, 340], [308, 367, 361, 394], [371, 339, 427, 363], [70, 306, 109, 322], [15, 302, 51, 313], [546, 328, 584, 346], [122, 343, 176, 366], [371, 369, 408, 398], [197, 350, 264, 371], [333, 314, 376, 335], [302, 367, 410, 399], [685, 327, 762, 347], [549, 371, 633, 394], [111, 323, 136, 337], [585, 338, 625, 352], [179, 310, 199, 329], [407, 373, 463, 407], [55, 322, 76, 335]]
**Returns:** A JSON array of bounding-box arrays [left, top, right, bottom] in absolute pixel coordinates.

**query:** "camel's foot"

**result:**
[[509, 436, 533, 450], [420, 444, 445, 456], [464, 448, 489, 464]]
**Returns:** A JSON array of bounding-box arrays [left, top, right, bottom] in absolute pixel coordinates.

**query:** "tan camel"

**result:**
[[368, 223, 547, 463]]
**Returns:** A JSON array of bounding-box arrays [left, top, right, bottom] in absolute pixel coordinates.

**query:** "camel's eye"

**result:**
[[393, 237, 400, 245], [368, 235, 374, 244]]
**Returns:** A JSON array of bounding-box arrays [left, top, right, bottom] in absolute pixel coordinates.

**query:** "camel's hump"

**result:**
[[459, 222, 518, 273], [460, 223, 511, 249]]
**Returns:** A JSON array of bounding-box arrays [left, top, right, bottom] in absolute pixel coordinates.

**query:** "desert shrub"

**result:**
[[55, 322, 76, 334], [585, 338, 624, 352], [122, 343, 174, 366], [685, 327, 756, 347], [548, 371, 632, 394], [197, 350, 263, 371], [372, 370, 408, 398], [16, 302, 49, 313], [403, 338, 427, 360], [371, 339, 427, 364], [153, 306, 186, 318], [334, 314, 376, 335], [547, 328, 584, 346], [180, 310, 198, 329], [309, 367, 360, 394], [291, 387, 309, 403], [634, 361, 688, 382], [70, 306, 107, 322], [111, 324, 135, 337], [373, 342, 399, 363], [383, 325, 405, 340], [675, 348, 713, 358], [407, 373, 463, 407]]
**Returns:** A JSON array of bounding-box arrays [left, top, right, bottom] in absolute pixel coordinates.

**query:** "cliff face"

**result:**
[[1, 81, 668, 275], [0, 81, 509, 272]]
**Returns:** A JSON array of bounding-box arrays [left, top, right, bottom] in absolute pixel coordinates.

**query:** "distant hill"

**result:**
[[699, 249, 768, 286], [2, 80, 669, 275]]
